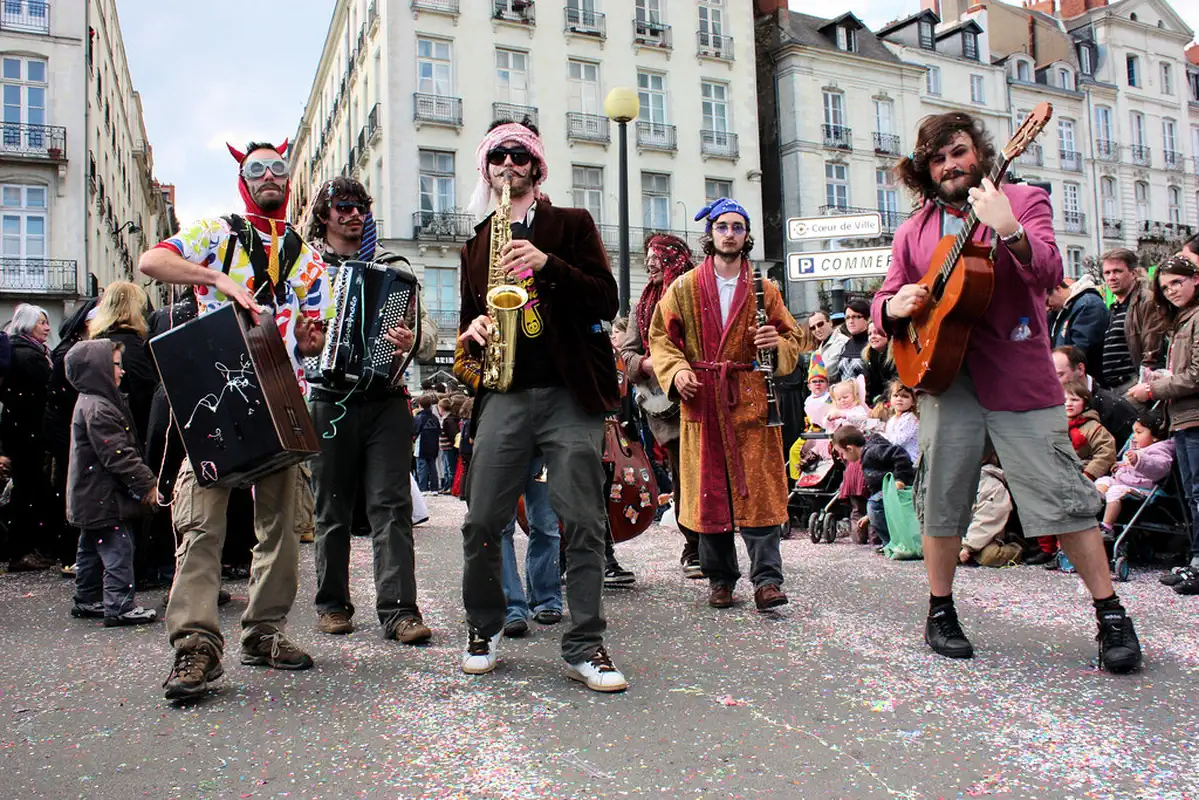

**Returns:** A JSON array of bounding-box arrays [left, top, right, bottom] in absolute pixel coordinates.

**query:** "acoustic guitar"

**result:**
[[892, 103, 1053, 395]]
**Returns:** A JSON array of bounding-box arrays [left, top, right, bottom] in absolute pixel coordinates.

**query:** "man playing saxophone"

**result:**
[[453, 118, 627, 692]]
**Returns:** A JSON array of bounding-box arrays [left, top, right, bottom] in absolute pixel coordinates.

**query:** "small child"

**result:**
[[1064, 379, 1117, 480], [65, 340, 158, 627], [804, 357, 831, 430], [1096, 410, 1175, 539], [831, 425, 915, 549], [883, 382, 919, 465], [824, 378, 872, 432]]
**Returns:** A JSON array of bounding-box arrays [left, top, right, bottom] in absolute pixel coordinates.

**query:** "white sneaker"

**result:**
[[461, 628, 501, 675], [566, 646, 628, 693]]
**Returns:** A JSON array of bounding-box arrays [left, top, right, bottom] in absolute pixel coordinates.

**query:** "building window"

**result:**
[[423, 266, 457, 317], [1063, 182, 1080, 224], [1190, 70, 1199, 102], [963, 31, 978, 61], [825, 162, 848, 209], [1079, 45, 1093, 76], [0, 183, 46, 260], [571, 166, 603, 224], [699, 1, 726, 49], [1161, 62, 1173, 95], [1134, 181, 1149, 222], [822, 90, 844, 127], [1, 56, 47, 144], [874, 99, 893, 135], [416, 38, 452, 96], [1101, 177, 1117, 219], [705, 178, 732, 203], [1016, 60, 1031, 82], [1169, 186, 1181, 224], [495, 48, 529, 106], [970, 74, 985, 104], [918, 20, 934, 50], [876, 168, 898, 225], [701, 81, 729, 134], [1066, 247, 1084, 279], [926, 65, 941, 96], [417, 150, 455, 213], [567, 59, 600, 115], [635, 0, 664, 27], [1131, 111, 1146, 148], [637, 71, 668, 124], [836, 25, 856, 53], [1127, 54, 1139, 87], [1094, 105, 1113, 145], [1164, 118, 1177, 155], [1058, 67, 1073, 90], [641, 172, 671, 230], [1058, 119, 1077, 163]]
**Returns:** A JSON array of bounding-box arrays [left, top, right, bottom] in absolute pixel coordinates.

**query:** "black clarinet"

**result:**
[[753, 266, 784, 428]]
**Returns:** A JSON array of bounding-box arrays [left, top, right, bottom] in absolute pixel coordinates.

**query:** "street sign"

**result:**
[[787, 247, 894, 282], [787, 212, 881, 241]]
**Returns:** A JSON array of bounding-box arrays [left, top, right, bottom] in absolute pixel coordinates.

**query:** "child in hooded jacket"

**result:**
[[1095, 409, 1175, 538], [65, 339, 158, 627]]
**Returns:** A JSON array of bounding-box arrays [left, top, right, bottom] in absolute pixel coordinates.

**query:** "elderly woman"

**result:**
[[1, 303, 54, 571]]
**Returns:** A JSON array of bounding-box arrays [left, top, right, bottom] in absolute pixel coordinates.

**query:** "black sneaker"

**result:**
[[1161, 567, 1196, 587], [71, 601, 104, 619], [163, 647, 224, 701], [1024, 550, 1056, 566], [924, 607, 974, 659], [1096, 609, 1142, 673], [104, 606, 158, 627], [503, 618, 528, 638], [240, 630, 314, 670], [604, 566, 636, 587], [1173, 572, 1199, 595]]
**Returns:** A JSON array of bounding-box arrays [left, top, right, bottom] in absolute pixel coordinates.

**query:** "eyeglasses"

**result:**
[[845, 312, 865, 321], [713, 222, 747, 235], [810, 321, 828, 329], [486, 147, 533, 166], [242, 159, 289, 180], [334, 200, 367, 215]]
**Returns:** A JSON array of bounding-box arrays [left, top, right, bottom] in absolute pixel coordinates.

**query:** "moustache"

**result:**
[[941, 171, 969, 182]]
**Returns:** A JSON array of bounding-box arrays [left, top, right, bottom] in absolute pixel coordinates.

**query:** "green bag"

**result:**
[[882, 472, 923, 560]]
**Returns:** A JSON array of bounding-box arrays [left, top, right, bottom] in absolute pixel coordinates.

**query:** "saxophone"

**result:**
[[481, 180, 528, 392]]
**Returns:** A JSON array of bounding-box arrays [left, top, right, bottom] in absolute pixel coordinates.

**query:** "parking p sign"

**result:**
[[787, 247, 894, 281]]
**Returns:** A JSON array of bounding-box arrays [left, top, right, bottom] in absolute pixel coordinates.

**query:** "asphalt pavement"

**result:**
[[1, 494, 1197, 800]]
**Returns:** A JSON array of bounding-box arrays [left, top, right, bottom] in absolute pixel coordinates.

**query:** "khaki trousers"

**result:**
[[166, 461, 301, 654]]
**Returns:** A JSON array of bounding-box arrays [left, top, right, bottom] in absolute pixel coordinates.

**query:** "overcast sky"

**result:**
[[116, 0, 1199, 232]]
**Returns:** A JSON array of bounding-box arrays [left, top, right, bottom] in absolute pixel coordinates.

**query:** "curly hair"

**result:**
[[306, 177, 373, 241], [892, 112, 996, 203]]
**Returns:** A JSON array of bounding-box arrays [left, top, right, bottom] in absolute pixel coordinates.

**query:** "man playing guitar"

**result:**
[[872, 112, 1143, 674]]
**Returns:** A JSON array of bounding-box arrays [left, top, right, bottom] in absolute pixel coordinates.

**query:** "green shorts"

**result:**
[[915, 372, 1102, 539]]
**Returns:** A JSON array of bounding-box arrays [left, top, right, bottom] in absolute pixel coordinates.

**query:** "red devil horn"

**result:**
[[227, 143, 246, 163], [276, 138, 289, 158]]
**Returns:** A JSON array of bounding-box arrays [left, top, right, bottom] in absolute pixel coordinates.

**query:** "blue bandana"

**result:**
[[695, 197, 750, 230]]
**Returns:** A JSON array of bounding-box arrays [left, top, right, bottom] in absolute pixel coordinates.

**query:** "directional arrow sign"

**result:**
[[787, 247, 894, 282], [787, 212, 882, 241]]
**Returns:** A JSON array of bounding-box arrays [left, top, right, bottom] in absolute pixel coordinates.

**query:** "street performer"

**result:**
[[139, 139, 335, 700], [872, 112, 1143, 672], [620, 233, 703, 579], [454, 118, 627, 692], [648, 198, 803, 611], [305, 177, 437, 645]]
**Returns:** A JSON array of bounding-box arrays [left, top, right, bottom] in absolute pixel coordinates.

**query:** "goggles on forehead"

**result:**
[[242, 158, 289, 180]]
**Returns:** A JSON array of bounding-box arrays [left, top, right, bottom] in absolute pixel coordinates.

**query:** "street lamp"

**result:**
[[112, 220, 141, 237], [605, 87, 638, 317]]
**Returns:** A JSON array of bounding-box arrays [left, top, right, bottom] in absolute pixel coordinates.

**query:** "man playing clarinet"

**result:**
[[648, 198, 803, 611]]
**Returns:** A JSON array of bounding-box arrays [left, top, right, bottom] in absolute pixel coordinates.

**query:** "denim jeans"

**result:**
[[1173, 428, 1199, 559], [75, 524, 137, 617], [415, 456, 439, 492], [501, 456, 562, 623], [867, 491, 890, 546], [441, 450, 458, 490]]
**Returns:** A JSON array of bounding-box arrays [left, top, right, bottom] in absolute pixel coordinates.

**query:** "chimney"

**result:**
[[922, 0, 942, 17], [754, 0, 788, 14], [1059, 0, 1103, 18], [1023, 0, 1055, 15]]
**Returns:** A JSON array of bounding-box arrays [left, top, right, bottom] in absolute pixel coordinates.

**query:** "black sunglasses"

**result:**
[[487, 147, 533, 166], [334, 201, 367, 214]]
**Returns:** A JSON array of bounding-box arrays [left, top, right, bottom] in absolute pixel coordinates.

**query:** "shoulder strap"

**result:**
[[220, 215, 240, 275]]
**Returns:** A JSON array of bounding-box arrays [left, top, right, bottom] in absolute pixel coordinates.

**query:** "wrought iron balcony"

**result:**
[[697, 31, 734, 61], [636, 121, 677, 152], [597, 225, 704, 255], [1063, 211, 1086, 233], [564, 7, 605, 38], [1130, 145, 1151, 166], [1095, 139, 1119, 161], [1102, 218, 1123, 239], [873, 132, 901, 156], [412, 211, 475, 241], [493, 0, 534, 24], [492, 102, 539, 128], [1165, 150, 1184, 171], [0, 123, 65, 160], [367, 102, 381, 141], [428, 309, 460, 332], [411, 0, 457, 13], [700, 130, 738, 159], [1059, 149, 1083, 172], [566, 112, 610, 144], [1, 0, 49, 34], [822, 124, 852, 151], [413, 93, 462, 127], [1017, 143, 1043, 167], [0, 259, 76, 294], [1138, 220, 1168, 241], [633, 19, 671, 49]]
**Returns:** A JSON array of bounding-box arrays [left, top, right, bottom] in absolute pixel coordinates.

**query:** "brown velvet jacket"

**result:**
[[453, 198, 620, 415]]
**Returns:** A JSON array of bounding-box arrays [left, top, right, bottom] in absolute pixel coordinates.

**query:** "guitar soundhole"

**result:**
[[932, 277, 946, 302]]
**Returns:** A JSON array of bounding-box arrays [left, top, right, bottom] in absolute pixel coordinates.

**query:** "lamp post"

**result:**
[[605, 87, 638, 317]]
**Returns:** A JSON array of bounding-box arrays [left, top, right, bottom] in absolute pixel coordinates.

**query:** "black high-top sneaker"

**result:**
[[1096, 607, 1142, 674], [924, 605, 975, 659]]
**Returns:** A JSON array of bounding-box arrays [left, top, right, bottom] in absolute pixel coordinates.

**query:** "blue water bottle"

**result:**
[[1010, 317, 1032, 342]]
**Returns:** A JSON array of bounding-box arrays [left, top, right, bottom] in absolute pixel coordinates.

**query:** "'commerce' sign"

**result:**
[[787, 248, 894, 281]]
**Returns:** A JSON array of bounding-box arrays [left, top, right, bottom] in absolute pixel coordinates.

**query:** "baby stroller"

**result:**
[[1107, 466, 1191, 581], [786, 433, 848, 543]]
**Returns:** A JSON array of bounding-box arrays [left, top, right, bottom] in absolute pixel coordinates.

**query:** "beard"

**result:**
[[252, 185, 285, 211], [935, 166, 982, 205], [491, 167, 533, 197], [713, 240, 743, 259]]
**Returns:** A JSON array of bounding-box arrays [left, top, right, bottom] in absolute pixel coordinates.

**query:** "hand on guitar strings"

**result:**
[[384, 321, 415, 353], [673, 369, 702, 401], [886, 284, 930, 319], [460, 314, 494, 347], [749, 324, 780, 349], [499, 240, 548, 275], [967, 178, 1020, 239], [214, 272, 264, 314], [294, 315, 326, 357]]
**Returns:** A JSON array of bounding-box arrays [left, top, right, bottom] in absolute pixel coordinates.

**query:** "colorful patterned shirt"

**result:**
[[158, 217, 334, 392]]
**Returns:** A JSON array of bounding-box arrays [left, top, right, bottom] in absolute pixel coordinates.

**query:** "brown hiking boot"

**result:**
[[754, 584, 788, 611], [241, 630, 314, 670], [163, 647, 224, 700], [708, 584, 735, 609], [299, 530, 315, 544], [317, 611, 354, 635], [387, 616, 432, 644]]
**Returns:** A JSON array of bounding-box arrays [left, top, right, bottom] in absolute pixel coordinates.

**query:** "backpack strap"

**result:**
[[221, 214, 304, 308]]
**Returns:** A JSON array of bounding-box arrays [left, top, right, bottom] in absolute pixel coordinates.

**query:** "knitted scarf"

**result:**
[[1068, 415, 1087, 451]]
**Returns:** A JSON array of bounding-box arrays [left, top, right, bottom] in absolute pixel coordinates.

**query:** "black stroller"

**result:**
[[786, 433, 849, 543]]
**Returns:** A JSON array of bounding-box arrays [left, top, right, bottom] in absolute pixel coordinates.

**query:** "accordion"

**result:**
[[318, 259, 421, 390], [149, 303, 320, 489]]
